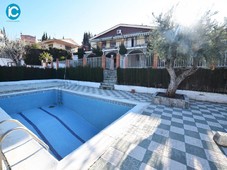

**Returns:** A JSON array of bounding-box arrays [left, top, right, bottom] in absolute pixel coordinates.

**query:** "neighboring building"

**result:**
[[41, 38, 80, 53], [20, 34, 36, 44], [89, 24, 154, 69]]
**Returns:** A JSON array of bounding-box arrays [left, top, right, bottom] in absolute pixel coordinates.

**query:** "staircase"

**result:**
[[100, 69, 117, 90]]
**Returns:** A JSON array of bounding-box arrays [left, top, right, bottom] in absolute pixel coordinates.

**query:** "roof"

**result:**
[[90, 24, 154, 41], [60, 38, 80, 46], [42, 38, 80, 48], [21, 34, 36, 38]]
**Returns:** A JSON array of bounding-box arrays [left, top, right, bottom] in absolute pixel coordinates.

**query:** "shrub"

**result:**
[[0, 66, 103, 82], [117, 68, 227, 94]]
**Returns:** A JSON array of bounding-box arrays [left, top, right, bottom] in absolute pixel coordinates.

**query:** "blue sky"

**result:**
[[0, 0, 226, 44]]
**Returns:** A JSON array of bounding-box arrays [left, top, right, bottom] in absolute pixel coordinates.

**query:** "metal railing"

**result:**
[[127, 54, 147, 68], [87, 57, 102, 68], [157, 57, 227, 68], [0, 119, 49, 170], [70, 59, 83, 67]]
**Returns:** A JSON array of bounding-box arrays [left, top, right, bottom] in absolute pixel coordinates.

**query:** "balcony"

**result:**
[[101, 43, 147, 51]]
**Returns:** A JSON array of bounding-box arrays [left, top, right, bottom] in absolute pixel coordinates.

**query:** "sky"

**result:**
[[0, 0, 226, 45]]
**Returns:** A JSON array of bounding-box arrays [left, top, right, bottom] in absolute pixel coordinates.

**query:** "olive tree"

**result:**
[[0, 40, 26, 66], [148, 9, 226, 97]]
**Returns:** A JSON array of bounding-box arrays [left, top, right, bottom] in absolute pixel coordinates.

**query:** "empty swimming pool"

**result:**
[[0, 89, 132, 160]]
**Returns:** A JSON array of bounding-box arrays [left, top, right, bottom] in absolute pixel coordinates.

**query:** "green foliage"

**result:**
[[0, 67, 103, 82], [24, 48, 46, 65], [82, 32, 92, 51], [117, 68, 169, 87], [0, 67, 55, 81], [48, 48, 71, 60], [39, 52, 53, 62], [117, 68, 227, 93], [41, 32, 51, 41], [0, 40, 26, 66], [92, 46, 103, 57], [148, 8, 226, 96], [59, 56, 65, 60], [75, 48, 85, 59], [66, 66, 103, 82], [119, 43, 127, 55], [30, 43, 41, 49], [148, 9, 226, 66], [24, 47, 71, 65]]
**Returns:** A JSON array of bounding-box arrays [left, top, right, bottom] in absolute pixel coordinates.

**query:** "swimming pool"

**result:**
[[0, 89, 132, 160]]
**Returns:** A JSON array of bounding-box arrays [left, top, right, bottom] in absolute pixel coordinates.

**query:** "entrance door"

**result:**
[[131, 38, 134, 47], [105, 53, 117, 70]]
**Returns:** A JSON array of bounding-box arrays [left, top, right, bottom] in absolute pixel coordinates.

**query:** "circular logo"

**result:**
[[6, 4, 21, 20]]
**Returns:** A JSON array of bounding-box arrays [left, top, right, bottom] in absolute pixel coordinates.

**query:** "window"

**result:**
[[110, 41, 116, 48], [131, 38, 134, 47], [102, 41, 106, 48], [117, 29, 122, 35]]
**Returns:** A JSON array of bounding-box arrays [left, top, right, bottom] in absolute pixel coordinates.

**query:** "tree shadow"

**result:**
[[90, 101, 227, 170]]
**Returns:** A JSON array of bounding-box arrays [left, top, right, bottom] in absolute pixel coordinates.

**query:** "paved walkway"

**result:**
[[62, 83, 227, 170], [1, 82, 227, 170]]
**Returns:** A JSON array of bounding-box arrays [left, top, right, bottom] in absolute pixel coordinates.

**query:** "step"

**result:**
[[99, 84, 114, 90], [103, 80, 117, 84]]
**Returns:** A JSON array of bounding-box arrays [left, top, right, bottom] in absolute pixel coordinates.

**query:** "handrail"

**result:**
[[0, 127, 49, 151], [0, 119, 25, 126], [0, 119, 50, 170]]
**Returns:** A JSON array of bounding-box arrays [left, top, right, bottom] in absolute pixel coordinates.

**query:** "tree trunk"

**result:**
[[166, 66, 198, 98], [166, 66, 178, 98]]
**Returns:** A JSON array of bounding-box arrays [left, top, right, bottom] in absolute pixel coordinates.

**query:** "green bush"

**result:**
[[0, 66, 103, 82]]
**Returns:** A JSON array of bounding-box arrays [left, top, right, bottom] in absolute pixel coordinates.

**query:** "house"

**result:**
[[41, 38, 80, 53], [88, 24, 155, 69], [20, 34, 36, 44]]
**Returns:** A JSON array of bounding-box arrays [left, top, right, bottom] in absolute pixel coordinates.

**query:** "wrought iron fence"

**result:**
[[70, 59, 83, 67], [127, 54, 152, 68], [87, 57, 102, 68]]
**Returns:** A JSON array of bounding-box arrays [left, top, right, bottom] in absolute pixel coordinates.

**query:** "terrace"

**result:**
[[0, 80, 226, 169]]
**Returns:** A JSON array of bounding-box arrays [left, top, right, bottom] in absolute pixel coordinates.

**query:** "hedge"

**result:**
[[0, 66, 103, 82], [117, 68, 227, 94]]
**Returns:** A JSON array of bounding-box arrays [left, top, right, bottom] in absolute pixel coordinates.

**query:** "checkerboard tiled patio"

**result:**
[[59, 83, 227, 170], [89, 100, 227, 170], [1, 81, 227, 170]]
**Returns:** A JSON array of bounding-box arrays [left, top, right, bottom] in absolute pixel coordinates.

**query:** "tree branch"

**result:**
[[176, 67, 198, 86]]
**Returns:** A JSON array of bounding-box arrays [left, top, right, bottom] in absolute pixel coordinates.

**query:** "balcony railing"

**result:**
[[101, 43, 148, 50]]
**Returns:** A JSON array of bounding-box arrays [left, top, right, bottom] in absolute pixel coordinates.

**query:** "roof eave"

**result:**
[[90, 24, 154, 41]]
